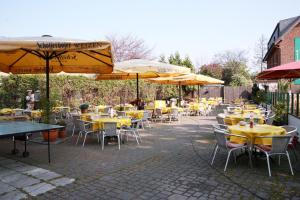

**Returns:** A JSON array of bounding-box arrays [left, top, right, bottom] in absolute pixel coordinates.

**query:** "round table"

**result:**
[[225, 113, 264, 125], [228, 124, 286, 145], [92, 117, 132, 131], [125, 110, 145, 119]]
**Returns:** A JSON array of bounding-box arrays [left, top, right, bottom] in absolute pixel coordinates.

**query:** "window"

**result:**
[[295, 37, 300, 61]]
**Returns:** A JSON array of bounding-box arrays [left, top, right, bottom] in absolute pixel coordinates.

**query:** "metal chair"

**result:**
[[141, 111, 151, 128], [71, 114, 81, 136], [168, 108, 180, 123], [254, 135, 294, 176], [212, 124, 228, 131], [116, 111, 126, 117], [211, 128, 250, 172], [102, 122, 120, 150], [121, 120, 142, 145], [265, 114, 275, 125], [76, 120, 99, 147], [216, 114, 225, 125], [280, 125, 298, 159], [153, 108, 164, 122]]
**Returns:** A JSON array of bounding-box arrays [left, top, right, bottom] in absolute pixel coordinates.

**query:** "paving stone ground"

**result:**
[[0, 156, 74, 199], [0, 114, 300, 199]]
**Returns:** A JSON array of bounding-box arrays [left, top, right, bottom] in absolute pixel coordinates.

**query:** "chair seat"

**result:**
[[226, 141, 245, 148]]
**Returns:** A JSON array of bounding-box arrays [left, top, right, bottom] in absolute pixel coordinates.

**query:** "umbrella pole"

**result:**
[[46, 57, 50, 100], [178, 82, 182, 106], [136, 73, 139, 100], [45, 56, 51, 164], [198, 84, 200, 103]]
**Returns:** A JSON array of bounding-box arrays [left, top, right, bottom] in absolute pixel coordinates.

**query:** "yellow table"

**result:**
[[96, 105, 110, 113], [189, 103, 206, 111], [114, 104, 134, 111], [125, 110, 144, 119], [154, 100, 166, 108], [0, 108, 14, 115], [228, 124, 286, 145], [244, 104, 257, 110], [31, 110, 42, 118], [233, 108, 262, 114], [91, 118, 131, 131], [53, 106, 70, 113], [225, 113, 264, 125], [164, 107, 184, 113]]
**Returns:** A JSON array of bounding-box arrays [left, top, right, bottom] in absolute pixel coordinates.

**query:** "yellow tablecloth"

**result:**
[[244, 104, 257, 110], [189, 103, 206, 111], [0, 108, 14, 115], [125, 110, 145, 119], [228, 124, 286, 145], [31, 110, 42, 118], [154, 100, 166, 108], [96, 105, 110, 113], [163, 107, 184, 113], [114, 104, 134, 111], [53, 106, 70, 113], [224, 113, 264, 125], [92, 118, 131, 131], [233, 108, 262, 114]]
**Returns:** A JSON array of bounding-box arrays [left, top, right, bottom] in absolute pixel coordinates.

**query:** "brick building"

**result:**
[[264, 16, 300, 68]]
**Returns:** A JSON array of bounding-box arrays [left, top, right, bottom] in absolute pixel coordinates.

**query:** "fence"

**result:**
[[267, 92, 300, 119], [195, 86, 252, 103]]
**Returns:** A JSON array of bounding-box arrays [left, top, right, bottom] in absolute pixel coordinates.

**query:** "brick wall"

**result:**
[[267, 23, 300, 67], [280, 23, 300, 65]]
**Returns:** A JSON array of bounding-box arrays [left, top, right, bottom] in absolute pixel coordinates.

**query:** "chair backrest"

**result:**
[[212, 124, 228, 131], [142, 111, 149, 120], [155, 108, 162, 116], [216, 115, 225, 125], [266, 114, 275, 125], [103, 122, 118, 136], [103, 107, 110, 114], [146, 111, 153, 119], [270, 136, 292, 154], [280, 125, 298, 136], [116, 111, 126, 117], [77, 119, 88, 132], [213, 128, 228, 149], [170, 108, 179, 116]]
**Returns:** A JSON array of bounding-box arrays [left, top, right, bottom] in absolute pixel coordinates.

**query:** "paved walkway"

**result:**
[[0, 116, 300, 199]]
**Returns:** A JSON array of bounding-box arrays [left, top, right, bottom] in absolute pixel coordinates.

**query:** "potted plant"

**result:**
[[79, 103, 89, 113], [273, 101, 287, 126], [57, 119, 67, 138], [40, 93, 59, 142]]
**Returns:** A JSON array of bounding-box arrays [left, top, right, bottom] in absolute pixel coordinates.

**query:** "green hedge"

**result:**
[[0, 74, 178, 109]]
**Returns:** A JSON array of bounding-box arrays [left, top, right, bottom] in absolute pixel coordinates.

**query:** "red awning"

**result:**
[[257, 61, 300, 80]]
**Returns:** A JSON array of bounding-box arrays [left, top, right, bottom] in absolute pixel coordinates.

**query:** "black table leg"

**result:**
[[23, 134, 29, 157], [48, 130, 51, 163]]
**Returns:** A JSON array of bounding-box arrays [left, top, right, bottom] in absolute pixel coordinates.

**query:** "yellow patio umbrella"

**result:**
[[96, 59, 191, 99], [0, 35, 114, 100], [148, 73, 224, 102]]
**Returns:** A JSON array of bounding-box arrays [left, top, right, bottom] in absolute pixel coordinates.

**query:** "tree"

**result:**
[[213, 50, 252, 86], [253, 34, 268, 72], [106, 34, 153, 62], [199, 63, 223, 80], [168, 52, 194, 72]]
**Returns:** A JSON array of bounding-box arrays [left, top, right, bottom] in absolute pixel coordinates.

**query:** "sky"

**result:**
[[1, 0, 300, 71]]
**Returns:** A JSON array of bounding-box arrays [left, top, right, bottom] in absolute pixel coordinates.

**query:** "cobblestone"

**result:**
[[0, 115, 299, 199]]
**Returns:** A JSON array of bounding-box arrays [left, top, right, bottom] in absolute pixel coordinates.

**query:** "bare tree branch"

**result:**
[[106, 34, 154, 62]]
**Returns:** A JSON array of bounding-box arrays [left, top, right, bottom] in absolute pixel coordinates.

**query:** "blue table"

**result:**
[[0, 121, 63, 163]]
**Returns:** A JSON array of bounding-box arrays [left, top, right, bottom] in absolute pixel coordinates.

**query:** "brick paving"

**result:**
[[0, 115, 300, 199]]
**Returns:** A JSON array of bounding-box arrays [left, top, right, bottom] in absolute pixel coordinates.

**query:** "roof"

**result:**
[[263, 16, 300, 61]]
